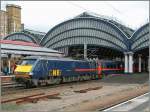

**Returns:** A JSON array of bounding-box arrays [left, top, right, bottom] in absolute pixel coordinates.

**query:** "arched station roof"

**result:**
[[40, 12, 132, 52], [74, 12, 134, 38], [22, 29, 46, 42], [4, 32, 39, 44], [130, 23, 149, 52], [3, 12, 148, 55], [3, 29, 46, 45]]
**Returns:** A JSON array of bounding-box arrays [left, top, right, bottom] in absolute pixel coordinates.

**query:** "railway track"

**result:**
[[1, 82, 25, 94], [2, 92, 61, 105], [2, 86, 103, 105], [1, 73, 148, 112], [2, 82, 23, 88], [1, 79, 101, 95], [2, 80, 103, 106], [0, 73, 135, 95]]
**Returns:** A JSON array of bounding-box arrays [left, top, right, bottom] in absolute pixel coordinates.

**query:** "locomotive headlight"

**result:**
[[29, 72, 33, 75]]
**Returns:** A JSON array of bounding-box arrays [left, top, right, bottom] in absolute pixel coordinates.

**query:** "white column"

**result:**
[[138, 54, 142, 72], [64, 47, 68, 56], [129, 52, 133, 73], [124, 53, 128, 73], [84, 43, 87, 59], [66, 47, 68, 56]]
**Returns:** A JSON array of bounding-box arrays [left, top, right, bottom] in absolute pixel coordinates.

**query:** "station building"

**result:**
[[3, 12, 149, 74]]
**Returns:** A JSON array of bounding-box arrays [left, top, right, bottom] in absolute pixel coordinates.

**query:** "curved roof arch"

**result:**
[[133, 41, 149, 53], [41, 17, 129, 44], [76, 12, 134, 38], [41, 15, 130, 52], [45, 29, 126, 49], [3, 32, 39, 44], [130, 23, 149, 52], [48, 36, 125, 52], [130, 23, 149, 41], [22, 29, 46, 42]]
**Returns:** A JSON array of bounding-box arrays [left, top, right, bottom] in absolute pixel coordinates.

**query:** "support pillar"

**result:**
[[8, 54, 11, 75], [143, 60, 145, 72], [8, 60, 11, 74], [138, 54, 142, 72], [128, 52, 133, 73], [147, 56, 149, 72], [84, 43, 87, 59], [64, 47, 68, 56], [124, 53, 128, 73]]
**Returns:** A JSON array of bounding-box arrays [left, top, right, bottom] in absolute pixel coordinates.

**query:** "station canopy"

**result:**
[[1, 40, 63, 57]]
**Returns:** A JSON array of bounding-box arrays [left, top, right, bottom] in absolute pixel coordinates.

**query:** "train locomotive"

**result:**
[[14, 56, 124, 87]]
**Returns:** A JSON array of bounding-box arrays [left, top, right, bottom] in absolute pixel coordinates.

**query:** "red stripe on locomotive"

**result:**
[[75, 68, 96, 72]]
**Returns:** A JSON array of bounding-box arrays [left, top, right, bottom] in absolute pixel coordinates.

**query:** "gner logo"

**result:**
[[49, 69, 61, 76]]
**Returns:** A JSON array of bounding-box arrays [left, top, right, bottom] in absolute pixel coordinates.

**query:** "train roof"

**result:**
[[23, 56, 122, 62], [23, 56, 89, 62]]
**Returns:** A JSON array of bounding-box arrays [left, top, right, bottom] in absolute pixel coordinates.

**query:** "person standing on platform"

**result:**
[[2, 62, 9, 75]]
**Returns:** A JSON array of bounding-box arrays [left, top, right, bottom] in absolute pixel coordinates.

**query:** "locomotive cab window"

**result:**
[[18, 59, 37, 65]]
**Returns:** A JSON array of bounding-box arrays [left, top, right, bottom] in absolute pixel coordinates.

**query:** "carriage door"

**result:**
[[97, 60, 102, 79]]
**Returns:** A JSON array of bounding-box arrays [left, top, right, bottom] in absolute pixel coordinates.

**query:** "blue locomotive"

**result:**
[[15, 56, 124, 87]]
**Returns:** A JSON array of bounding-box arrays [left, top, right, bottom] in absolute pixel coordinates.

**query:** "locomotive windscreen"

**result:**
[[18, 59, 37, 65]]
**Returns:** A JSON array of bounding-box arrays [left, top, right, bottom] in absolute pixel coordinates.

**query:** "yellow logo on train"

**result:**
[[49, 69, 61, 76]]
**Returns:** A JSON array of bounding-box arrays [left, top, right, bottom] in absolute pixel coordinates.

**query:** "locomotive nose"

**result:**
[[15, 65, 33, 73], [14, 65, 33, 78]]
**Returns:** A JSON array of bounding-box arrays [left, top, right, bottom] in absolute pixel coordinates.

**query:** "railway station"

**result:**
[[1, 2, 149, 112], [3, 12, 149, 74]]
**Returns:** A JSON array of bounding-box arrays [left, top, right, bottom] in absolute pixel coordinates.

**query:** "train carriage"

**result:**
[[14, 56, 124, 87], [100, 60, 124, 75]]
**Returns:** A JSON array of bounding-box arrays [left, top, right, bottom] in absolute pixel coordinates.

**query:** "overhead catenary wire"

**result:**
[[66, 1, 90, 12], [66, 1, 129, 27], [104, 2, 123, 15]]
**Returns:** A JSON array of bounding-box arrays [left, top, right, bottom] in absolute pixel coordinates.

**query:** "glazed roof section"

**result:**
[[0, 40, 39, 47], [40, 12, 131, 52], [75, 12, 134, 38], [4, 32, 39, 44], [22, 29, 46, 42], [3, 29, 46, 44]]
